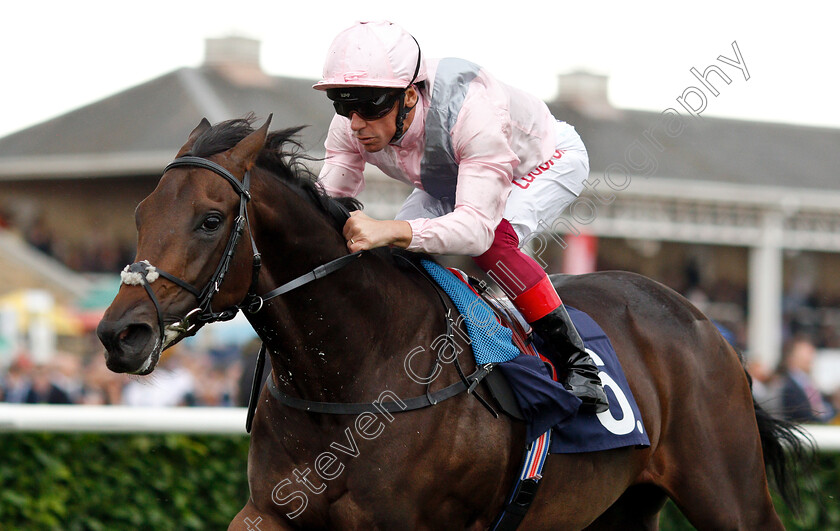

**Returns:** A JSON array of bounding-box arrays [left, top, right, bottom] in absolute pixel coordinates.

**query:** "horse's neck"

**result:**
[[245, 178, 442, 403]]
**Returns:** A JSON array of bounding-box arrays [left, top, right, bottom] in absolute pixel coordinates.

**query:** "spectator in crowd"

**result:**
[[122, 351, 196, 407], [747, 358, 776, 406], [778, 335, 835, 423], [194, 366, 236, 407], [0, 203, 10, 229], [0, 333, 258, 407], [51, 352, 84, 403], [24, 216, 54, 256], [1, 358, 32, 403], [78, 355, 127, 405], [24, 364, 72, 404]]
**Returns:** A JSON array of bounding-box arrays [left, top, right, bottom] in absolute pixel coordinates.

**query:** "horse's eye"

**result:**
[[201, 214, 223, 232]]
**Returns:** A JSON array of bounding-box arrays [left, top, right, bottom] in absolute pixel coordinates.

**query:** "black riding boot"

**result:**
[[531, 304, 609, 414]]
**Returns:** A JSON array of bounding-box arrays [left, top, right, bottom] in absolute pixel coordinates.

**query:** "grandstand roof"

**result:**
[[0, 36, 837, 193], [0, 36, 334, 179], [548, 100, 840, 193], [0, 68, 331, 158]]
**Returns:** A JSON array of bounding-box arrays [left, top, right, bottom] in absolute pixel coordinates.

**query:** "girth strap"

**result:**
[[264, 363, 495, 415], [489, 430, 551, 531]]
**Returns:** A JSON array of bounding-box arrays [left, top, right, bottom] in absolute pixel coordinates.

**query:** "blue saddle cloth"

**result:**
[[421, 260, 650, 454]]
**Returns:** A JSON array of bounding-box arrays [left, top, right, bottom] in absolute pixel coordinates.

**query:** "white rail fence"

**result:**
[[0, 404, 247, 434], [1, 404, 839, 452]]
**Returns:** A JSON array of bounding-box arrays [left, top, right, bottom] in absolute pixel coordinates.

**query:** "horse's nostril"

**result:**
[[98, 320, 154, 356], [98, 320, 156, 373], [119, 323, 154, 352]]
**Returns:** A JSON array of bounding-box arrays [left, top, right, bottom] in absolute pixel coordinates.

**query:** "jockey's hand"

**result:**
[[343, 211, 412, 252]]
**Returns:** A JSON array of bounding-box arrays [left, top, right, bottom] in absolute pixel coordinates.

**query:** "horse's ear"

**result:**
[[227, 114, 272, 175], [176, 118, 212, 157]]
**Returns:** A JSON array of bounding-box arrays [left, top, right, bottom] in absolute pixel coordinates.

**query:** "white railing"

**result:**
[[799, 424, 840, 451], [0, 404, 246, 434], [1, 404, 839, 451]]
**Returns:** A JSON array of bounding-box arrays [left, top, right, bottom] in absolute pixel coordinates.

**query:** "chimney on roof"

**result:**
[[554, 71, 621, 119], [203, 36, 271, 87]]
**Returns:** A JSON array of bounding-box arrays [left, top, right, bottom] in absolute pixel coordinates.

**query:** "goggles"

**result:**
[[327, 88, 401, 120]]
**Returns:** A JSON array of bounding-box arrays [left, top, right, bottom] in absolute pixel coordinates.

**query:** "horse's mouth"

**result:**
[[131, 346, 161, 376], [129, 324, 187, 375], [106, 315, 196, 375]]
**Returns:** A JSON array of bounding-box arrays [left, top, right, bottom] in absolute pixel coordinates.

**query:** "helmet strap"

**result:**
[[391, 90, 419, 144], [390, 35, 422, 144], [391, 92, 409, 144]]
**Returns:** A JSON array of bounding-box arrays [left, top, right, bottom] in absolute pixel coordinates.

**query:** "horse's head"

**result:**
[[97, 116, 271, 374]]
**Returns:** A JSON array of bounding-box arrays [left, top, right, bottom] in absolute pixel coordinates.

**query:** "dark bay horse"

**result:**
[[97, 116, 806, 530]]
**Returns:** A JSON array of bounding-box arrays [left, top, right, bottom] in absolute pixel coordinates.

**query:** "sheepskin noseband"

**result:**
[[121, 260, 160, 286]]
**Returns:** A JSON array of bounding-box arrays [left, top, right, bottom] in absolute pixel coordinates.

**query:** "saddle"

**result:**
[[446, 268, 542, 422]]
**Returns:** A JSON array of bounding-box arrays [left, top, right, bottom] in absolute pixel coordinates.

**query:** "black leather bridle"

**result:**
[[121, 155, 360, 359], [124, 154, 495, 435], [121, 156, 261, 355], [123, 153, 534, 530]]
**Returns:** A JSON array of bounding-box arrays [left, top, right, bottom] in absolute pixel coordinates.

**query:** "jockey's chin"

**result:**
[[354, 133, 390, 153], [350, 114, 396, 153]]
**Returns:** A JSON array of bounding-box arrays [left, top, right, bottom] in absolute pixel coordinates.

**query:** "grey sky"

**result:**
[[1, 1, 837, 138]]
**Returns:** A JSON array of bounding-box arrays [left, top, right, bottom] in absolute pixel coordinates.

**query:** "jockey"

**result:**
[[313, 21, 608, 414]]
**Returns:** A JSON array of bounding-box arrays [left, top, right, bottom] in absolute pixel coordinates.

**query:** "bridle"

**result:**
[[120, 152, 539, 529], [120, 156, 261, 356], [123, 153, 496, 434], [120, 155, 359, 357]]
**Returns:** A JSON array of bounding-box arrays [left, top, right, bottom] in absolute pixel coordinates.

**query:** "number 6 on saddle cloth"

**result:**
[[420, 260, 650, 453]]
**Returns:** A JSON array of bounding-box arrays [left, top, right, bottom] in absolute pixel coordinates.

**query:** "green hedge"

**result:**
[[0, 433, 835, 529], [0, 434, 250, 530]]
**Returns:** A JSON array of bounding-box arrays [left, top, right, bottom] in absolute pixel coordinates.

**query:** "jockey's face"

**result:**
[[350, 87, 418, 153]]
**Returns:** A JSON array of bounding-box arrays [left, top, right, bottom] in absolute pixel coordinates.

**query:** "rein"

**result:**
[[120, 156, 357, 355], [248, 254, 499, 431], [123, 154, 496, 433]]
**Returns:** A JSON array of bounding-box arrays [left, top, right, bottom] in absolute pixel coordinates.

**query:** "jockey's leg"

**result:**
[[473, 219, 608, 414]]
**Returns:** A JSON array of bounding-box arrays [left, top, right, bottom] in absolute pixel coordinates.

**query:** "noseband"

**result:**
[[121, 155, 359, 355]]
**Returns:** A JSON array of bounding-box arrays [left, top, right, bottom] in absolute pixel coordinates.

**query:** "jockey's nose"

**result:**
[[349, 112, 367, 131]]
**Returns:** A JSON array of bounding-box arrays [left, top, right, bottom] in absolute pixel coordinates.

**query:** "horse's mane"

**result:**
[[187, 115, 433, 271], [186, 115, 362, 226]]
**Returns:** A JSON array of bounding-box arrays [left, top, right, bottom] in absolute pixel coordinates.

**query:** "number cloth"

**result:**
[[424, 258, 650, 452]]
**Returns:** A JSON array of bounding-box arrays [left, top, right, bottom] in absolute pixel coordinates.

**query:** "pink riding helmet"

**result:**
[[313, 20, 426, 90]]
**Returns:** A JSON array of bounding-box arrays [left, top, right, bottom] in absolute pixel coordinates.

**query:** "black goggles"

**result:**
[[327, 88, 402, 120]]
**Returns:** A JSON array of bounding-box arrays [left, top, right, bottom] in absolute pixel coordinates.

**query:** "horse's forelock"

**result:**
[[188, 116, 257, 158], [183, 116, 362, 230]]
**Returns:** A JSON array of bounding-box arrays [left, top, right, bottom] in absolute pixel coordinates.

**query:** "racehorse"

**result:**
[[97, 116, 807, 530]]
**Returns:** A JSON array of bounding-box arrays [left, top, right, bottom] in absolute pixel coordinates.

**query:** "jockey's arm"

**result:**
[[404, 104, 517, 256], [404, 161, 511, 256]]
